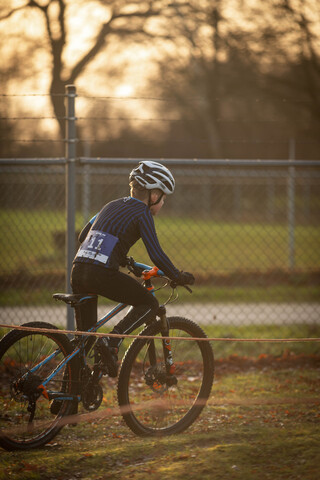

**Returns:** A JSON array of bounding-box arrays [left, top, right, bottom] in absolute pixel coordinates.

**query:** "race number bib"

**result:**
[[76, 230, 118, 264]]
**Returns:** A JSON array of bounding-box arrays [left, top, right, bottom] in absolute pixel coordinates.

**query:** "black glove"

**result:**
[[176, 271, 195, 286]]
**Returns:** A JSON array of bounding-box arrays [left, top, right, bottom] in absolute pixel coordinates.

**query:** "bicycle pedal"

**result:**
[[99, 361, 117, 378], [99, 362, 109, 376]]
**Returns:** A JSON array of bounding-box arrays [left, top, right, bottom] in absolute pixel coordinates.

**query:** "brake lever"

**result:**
[[170, 280, 192, 294]]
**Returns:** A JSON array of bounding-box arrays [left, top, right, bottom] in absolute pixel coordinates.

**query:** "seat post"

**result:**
[[74, 296, 98, 332]]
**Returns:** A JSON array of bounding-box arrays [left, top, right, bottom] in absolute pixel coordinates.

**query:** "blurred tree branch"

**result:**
[[0, 0, 172, 138], [1, 0, 319, 157], [0, 2, 29, 20], [153, 0, 320, 157]]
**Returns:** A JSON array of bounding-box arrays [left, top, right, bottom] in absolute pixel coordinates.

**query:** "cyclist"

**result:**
[[71, 161, 194, 378]]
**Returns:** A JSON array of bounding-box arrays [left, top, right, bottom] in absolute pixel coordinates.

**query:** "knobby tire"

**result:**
[[0, 322, 77, 451], [117, 316, 214, 436]]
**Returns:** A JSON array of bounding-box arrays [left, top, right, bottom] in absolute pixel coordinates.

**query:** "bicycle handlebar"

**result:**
[[126, 257, 192, 293], [126, 257, 164, 277]]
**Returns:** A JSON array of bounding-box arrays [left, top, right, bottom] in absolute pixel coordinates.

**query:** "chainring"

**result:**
[[82, 382, 103, 411]]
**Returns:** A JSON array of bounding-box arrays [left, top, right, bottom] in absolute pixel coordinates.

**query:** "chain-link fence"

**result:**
[[1, 157, 319, 339], [1, 87, 319, 343]]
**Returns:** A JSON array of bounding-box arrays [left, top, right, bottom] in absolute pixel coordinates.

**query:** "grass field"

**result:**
[[1, 284, 320, 307], [1, 209, 320, 275], [0, 354, 319, 480], [81, 323, 320, 358], [0, 209, 319, 306], [1, 324, 319, 358]]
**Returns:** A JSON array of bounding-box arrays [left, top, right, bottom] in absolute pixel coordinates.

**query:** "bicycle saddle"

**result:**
[[52, 293, 97, 306]]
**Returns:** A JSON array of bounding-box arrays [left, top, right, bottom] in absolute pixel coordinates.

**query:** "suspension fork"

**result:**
[[142, 277, 175, 375], [145, 306, 175, 374], [159, 306, 175, 375]]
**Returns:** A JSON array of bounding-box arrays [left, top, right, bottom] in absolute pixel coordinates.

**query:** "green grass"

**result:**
[[1, 357, 319, 480], [0, 209, 85, 275], [103, 323, 320, 359], [204, 323, 320, 357], [1, 209, 320, 275], [1, 284, 320, 306], [0, 209, 319, 306], [2, 323, 317, 362], [131, 217, 320, 273]]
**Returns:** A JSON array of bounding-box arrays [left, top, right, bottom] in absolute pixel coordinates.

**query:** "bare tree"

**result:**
[[0, 0, 172, 138], [1, 0, 319, 157], [152, 0, 320, 157]]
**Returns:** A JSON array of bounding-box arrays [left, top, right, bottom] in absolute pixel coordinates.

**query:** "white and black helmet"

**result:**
[[129, 161, 175, 195]]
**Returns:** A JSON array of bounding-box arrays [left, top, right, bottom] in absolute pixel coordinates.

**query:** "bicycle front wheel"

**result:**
[[117, 316, 214, 436], [0, 322, 77, 451]]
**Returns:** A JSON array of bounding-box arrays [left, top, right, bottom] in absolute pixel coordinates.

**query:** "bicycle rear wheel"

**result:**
[[117, 316, 214, 436], [0, 322, 77, 451]]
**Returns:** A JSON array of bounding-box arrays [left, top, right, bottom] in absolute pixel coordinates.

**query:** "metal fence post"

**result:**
[[82, 142, 91, 223], [288, 138, 296, 271], [65, 85, 77, 331]]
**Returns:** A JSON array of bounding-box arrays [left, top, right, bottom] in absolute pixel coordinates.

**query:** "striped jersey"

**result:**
[[73, 196, 180, 280]]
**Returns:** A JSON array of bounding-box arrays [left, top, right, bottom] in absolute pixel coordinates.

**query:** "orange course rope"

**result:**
[[0, 323, 319, 343]]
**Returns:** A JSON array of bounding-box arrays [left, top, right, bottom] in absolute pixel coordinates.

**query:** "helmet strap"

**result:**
[[148, 191, 164, 208]]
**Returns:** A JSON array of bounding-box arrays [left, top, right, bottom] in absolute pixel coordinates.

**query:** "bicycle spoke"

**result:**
[[0, 324, 76, 450], [118, 317, 214, 435]]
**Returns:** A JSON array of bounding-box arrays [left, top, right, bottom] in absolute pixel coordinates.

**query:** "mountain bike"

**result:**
[[0, 258, 214, 451]]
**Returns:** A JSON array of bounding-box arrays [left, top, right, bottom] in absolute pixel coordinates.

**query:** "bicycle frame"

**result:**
[[25, 262, 170, 402]]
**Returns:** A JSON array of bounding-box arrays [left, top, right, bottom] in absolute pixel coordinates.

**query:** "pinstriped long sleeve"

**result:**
[[73, 196, 180, 280], [139, 210, 179, 280]]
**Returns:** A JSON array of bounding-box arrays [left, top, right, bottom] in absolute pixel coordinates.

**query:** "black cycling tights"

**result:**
[[71, 263, 159, 347]]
